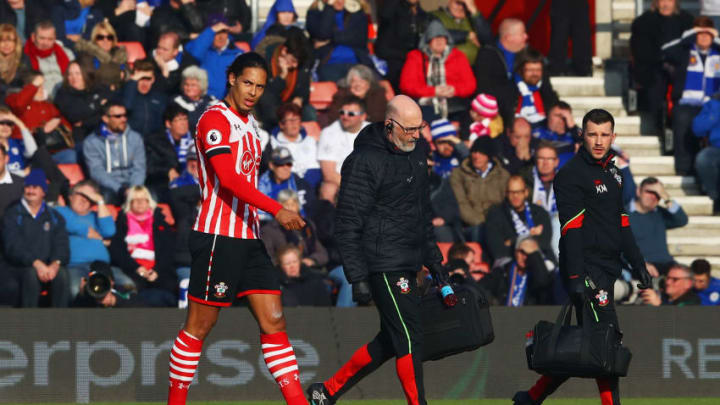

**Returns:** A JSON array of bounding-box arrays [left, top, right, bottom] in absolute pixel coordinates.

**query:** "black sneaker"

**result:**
[[306, 382, 334, 405], [512, 390, 536, 405]]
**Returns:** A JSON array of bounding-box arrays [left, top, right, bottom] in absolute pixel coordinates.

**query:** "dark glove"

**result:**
[[636, 267, 653, 290], [352, 280, 372, 305], [428, 263, 448, 286], [567, 275, 587, 306]]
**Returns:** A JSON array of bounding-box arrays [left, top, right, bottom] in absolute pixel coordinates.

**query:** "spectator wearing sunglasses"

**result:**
[[83, 102, 146, 204], [0, 107, 36, 177], [258, 146, 317, 223], [641, 263, 701, 306], [327, 64, 387, 125], [267, 103, 321, 188], [317, 95, 369, 202], [72, 20, 127, 92]]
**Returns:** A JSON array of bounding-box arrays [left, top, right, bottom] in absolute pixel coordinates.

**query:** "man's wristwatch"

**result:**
[[97, 199, 105, 206]]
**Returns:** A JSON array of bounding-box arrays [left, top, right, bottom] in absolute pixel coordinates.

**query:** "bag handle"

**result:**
[[548, 299, 574, 350]]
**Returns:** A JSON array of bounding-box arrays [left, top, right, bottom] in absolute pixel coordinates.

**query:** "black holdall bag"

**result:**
[[525, 299, 632, 378], [420, 283, 494, 361]]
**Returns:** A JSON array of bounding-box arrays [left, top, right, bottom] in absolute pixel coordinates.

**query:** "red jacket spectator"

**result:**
[[5, 80, 71, 134], [399, 20, 475, 120]]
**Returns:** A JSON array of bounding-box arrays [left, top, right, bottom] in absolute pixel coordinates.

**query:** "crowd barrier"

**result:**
[[0, 306, 718, 402]]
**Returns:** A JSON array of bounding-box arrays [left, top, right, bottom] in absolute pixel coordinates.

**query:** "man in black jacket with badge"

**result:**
[[306, 95, 446, 405], [513, 109, 652, 405]]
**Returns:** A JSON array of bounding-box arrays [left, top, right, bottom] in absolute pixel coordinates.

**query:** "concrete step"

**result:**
[[675, 256, 720, 273], [668, 236, 720, 256], [614, 136, 661, 156], [612, 1, 636, 21], [632, 175, 701, 195], [564, 96, 626, 117], [667, 217, 720, 237], [629, 156, 675, 175], [551, 77, 605, 97], [671, 196, 714, 215], [573, 116, 641, 135]]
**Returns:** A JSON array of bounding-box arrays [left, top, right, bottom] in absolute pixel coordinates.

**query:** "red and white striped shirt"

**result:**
[[193, 102, 281, 239]]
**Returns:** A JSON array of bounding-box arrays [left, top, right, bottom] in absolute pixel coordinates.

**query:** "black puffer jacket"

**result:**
[[334, 122, 443, 283]]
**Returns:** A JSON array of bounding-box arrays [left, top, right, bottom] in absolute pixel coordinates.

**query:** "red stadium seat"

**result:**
[[302, 121, 321, 140], [57, 163, 85, 186], [379, 80, 394, 101], [158, 203, 175, 226], [118, 42, 147, 67], [309, 81, 338, 110], [235, 41, 251, 52]]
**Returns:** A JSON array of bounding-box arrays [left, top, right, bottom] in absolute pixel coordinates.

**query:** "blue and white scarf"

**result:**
[[507, 263, 528, 307], [510, 201, 535, 237], [166, 129, 193, 168], [515, 79, 546, 124], [531, 167, 557, 216], [680, 44, 720, 106]]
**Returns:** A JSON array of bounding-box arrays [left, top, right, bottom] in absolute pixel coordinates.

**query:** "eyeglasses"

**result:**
[[339, 110, 364, 117], [94, 34, 115, 41], [108, 113, 127, 118], [507, 189, 526, 195], [0, 120, 14, 126], [274, 162, 293, 167], [389, 118, 426, 135]]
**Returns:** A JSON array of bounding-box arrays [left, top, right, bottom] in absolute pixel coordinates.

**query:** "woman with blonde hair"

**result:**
[[109, 185, 179, 306], [0, 24, 32, 100], [73, 20, 127, 90]]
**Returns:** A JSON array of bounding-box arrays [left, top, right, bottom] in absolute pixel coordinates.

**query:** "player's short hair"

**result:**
[[515, 48, 544, 73], [639, 177, 660, 189], [535, 141, 558, 157], [447, 242, 472, 260], [70, 179, 100, 195], [507, 174, 527, 189], [276, 244, 301, 264], [276, 102, 301, 122], [226, 52, 269, 85], [133, 58, 156, 74], [582, 108, 615, 134], [340, 95, 366, 113], [158, 31, 181, 49], [549, 100, 572, 113], [33, 20, 55, 35], [691, 259, 712, 276], [102, 101, 126, 116], [277, 189, 299, 205], [669, 263, 693, 278], [163, 103, 189, 123], [694, 15, 714, 28]]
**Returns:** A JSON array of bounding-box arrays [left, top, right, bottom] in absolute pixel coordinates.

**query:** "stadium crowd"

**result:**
[[0, 0, 717, 309]]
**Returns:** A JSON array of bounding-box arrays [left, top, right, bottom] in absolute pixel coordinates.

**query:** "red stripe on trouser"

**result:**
[[167, 330, 203, 405], [396, 354, 420, 405], [324, 344, 373, 396], [528, 375, 555, 401], [260, 332, 307, 405], [596, 378, 616, 405]]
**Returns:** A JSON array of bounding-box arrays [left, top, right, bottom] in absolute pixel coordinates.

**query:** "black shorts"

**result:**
[[187, 231, 280, 307]]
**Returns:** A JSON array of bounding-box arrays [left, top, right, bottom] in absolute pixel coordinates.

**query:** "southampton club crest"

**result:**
[[396, 277, 410, 294], [595, 289, 609, 306], [214, 282, 228, 298]]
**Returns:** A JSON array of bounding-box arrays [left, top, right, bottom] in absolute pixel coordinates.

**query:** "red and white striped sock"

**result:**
[[167, 329, 203, 405], [261, 332, 308, 405]]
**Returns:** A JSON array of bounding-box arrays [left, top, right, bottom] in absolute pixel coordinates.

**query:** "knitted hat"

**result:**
[[471, 94, 499, 118], [430, 118, 456, 142], [24, 168, 47, 193], [470, 136, 495, 158]]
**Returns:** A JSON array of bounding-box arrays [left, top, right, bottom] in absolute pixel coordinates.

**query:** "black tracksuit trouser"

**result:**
[[323, 271, 426, 405]]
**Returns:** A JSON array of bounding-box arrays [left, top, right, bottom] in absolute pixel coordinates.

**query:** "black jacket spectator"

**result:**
[[474, 45, 518, 126], [122, 79, 168, 137], [429, 171, 463, 242], [485, 200, 554, 262], [94, 0, 145, 43], [630, 6, 693, 90], [261, 218, 328, 268], [148, 0, 204, 46], [145, 130, 181, 189], [51, 0, 103, 46], [375, 0, 431, 91], [313, 199, 342, 269], [169, 178, 199, 268], [334, 122, 443, 283], [0, 172, 23, 217], [306, 5, 373, 76], [256, 37, 311, 130], [0, 0, 50, 40], [109, 208, 177, 294], [54, 83, 112, 139], [479, 251, 553, 305], [2, 200, 69, 267], [279, 265, 332, 307]]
